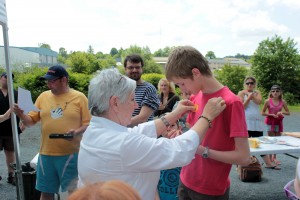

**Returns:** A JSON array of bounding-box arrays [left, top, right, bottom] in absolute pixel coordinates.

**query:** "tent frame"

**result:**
[[1, 13, 25, 200]]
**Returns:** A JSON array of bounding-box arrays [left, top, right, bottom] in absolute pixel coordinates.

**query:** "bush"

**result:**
[[142, 73, 165, 89], [284, 92, 298, 105]]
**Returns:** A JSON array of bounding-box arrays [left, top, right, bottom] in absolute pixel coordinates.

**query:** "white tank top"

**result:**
[[244, 94, 264, 131]]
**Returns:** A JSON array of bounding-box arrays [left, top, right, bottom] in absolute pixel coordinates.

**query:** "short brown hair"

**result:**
[[68, 180, 142, 200], [165, 46, 212, 80]]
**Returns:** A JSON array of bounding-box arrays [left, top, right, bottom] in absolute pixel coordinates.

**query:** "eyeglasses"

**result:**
[[117, 75, 125, 84], [245, 82, 254, 85], [271, 90, 280, 93], [126, 66, 142, 70]]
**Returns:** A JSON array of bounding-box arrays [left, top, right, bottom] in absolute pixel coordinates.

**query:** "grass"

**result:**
[[289, 104, 300, 112]]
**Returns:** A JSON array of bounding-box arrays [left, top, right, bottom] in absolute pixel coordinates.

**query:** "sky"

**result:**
[[1, 0, 300, 58]]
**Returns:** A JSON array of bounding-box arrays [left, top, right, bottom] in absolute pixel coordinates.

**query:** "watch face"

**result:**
[[202, 147, 209, 158]]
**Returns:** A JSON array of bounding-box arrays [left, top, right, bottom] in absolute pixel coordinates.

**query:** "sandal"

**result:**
[[265, 165, 281, 170]]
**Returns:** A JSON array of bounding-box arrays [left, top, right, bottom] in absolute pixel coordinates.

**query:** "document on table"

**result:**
[[18, 87, 40, 114]]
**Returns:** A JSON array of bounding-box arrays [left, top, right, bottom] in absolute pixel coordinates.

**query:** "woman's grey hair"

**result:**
[[88, 68, 136, 116]]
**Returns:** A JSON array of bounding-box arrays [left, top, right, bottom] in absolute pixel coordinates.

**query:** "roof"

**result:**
[[18, 47, 58, 57]]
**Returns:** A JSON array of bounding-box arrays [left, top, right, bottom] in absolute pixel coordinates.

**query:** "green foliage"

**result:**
[[87, 45, 94, 54], [142, 73, 165, 89], [68, 73, 91, 97], [214, 64, 249, 94], [252, 35, 300, 101], [143, 60, 163, 74], [153, 46, 175, 57], [205, 51, 216, 59], [15, 67, 49, 101], [110, 48, 118, 56], [38, 43, 51, 49], [66, 51, 116, 74], [284, 92, 298, 105]]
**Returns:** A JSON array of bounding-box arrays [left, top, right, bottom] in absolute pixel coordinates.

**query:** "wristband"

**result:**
[[199, 115, 212, 128], [160, 116, 170, 127]]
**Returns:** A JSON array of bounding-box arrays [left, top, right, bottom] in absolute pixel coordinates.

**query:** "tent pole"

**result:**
[[2, 23, 25, 200]]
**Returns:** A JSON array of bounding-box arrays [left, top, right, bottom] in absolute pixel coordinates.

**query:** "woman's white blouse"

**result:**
[[78, 116, 200, 200]]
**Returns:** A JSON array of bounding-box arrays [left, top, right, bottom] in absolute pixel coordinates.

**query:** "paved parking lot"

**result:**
[[1, 113, 299, 199]]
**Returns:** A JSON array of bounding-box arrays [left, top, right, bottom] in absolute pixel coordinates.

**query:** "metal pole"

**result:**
[[2, 23, 25, 200]]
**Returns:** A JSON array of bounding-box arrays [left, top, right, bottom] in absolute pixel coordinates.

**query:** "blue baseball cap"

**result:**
[[40, 65, 69, 80]]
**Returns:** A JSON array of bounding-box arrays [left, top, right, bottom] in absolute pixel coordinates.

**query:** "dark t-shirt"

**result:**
[[0, 89, 21, 136]]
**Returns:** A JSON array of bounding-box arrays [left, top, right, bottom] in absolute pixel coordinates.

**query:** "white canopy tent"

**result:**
[[0, 0, 25, 199]]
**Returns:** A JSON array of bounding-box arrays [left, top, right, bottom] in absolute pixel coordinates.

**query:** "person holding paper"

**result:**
[[0, 72, 23, 185], [13, 65, 91, 200]]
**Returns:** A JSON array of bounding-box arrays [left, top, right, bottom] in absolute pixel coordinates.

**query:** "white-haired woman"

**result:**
[[77, 68, 226, 200]]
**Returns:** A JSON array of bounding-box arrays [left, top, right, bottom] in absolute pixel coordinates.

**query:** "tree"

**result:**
[[153, 46, 175, 57], [57, 47, 68, 64], [251, 35, 300, 101], [110, 48, 118, 57], [38, 43, 51, 49], [87, 45, 94, 54], [205, 51, 216, 59], [59, 47, 68, 58], [214, 64, 249, 94]]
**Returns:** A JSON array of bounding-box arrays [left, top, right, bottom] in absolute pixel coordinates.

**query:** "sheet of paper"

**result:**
[[18, 87, 40, 114]]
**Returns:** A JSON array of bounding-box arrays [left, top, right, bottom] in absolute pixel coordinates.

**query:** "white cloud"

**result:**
[[1, 0, 299, 57]]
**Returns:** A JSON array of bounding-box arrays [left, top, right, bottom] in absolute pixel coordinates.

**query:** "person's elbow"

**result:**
[[237, 156, 252, 166]]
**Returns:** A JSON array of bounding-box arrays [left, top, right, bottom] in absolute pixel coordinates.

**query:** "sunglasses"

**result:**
[[245, 82, 254, 85], [271, 90, 280, 93]]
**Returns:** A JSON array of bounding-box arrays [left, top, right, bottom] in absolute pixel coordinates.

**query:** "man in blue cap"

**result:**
[[14, 65, 91, 200]]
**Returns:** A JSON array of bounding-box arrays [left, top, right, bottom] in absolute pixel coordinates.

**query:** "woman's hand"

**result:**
[[172, 99, 195, 117], [3, 108, 11, 120], [202, 97, 226, 121]]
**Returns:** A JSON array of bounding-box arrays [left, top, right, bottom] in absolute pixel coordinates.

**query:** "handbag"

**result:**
[[237, 156, 263, 182]]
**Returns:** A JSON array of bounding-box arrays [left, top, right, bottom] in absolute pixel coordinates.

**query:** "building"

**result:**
[[209, 58, 251, 70], [153, 57, 251, 70], [0, 46, 58, 68]]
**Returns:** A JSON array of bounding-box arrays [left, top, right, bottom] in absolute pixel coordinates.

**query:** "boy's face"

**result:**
[[172, 77, 199, 95], [163, 122, 180, 136]]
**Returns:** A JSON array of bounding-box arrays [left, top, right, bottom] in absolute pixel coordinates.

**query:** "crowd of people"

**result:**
[[0, 46, 297, 200]]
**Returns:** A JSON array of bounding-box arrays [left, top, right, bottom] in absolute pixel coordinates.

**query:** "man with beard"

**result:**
[[124, 54, 160, 127]]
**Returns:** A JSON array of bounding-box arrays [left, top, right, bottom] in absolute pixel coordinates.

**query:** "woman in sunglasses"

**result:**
[[238, 77, 280, 169], [262, 85, 290, 165]]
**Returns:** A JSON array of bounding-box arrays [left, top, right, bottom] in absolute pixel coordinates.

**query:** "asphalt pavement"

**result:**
[[1, 113, 299, 200]]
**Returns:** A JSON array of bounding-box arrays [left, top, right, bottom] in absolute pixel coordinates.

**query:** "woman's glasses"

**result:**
[[271, 90, 280, 93], [245, 82, 254, 85]]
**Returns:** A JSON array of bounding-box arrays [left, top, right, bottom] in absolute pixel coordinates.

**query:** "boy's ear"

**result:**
[[191, 68, 201, 78]]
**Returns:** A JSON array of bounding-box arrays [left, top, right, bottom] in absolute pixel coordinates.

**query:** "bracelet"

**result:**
[[199, 115, 212, 128], [160, 116, 170, 127]]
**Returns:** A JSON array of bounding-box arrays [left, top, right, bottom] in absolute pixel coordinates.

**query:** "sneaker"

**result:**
[[7, 173, 16, 186]]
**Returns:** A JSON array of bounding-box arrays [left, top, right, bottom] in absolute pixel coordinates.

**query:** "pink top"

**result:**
[[264, 98, 284, 132]]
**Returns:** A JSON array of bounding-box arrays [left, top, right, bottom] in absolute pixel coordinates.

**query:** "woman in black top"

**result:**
[[154, 78, 180, 117]]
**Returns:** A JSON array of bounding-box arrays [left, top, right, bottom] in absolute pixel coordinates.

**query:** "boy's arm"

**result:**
[[196, 137, 251, 166]]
